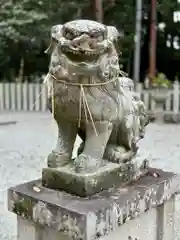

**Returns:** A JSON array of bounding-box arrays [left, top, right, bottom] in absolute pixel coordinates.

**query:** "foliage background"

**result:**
[[0, 0, 179, 82]]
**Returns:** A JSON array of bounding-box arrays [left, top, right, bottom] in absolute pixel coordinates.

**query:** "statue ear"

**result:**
[[45, 24, 63, 54], [106, 26, 120, 42], [51, 24, 63, 41], [106, 26, 124, 55]]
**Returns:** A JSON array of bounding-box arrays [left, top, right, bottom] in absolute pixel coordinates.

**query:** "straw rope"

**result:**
[[49, 70, 127, 136]]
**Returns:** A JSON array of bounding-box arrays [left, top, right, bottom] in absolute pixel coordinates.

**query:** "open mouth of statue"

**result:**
[[61, 45, 106, 62]]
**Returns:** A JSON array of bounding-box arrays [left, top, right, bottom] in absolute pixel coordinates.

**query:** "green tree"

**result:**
[[0, 0, 137, 81], [156, 0, 180, 79], [0, 0, 86, 80], [0, 0, 47, 80]]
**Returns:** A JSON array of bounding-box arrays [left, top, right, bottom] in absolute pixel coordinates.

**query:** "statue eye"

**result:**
[[65, 32, 74, 40], [90, 32, 99, 38], [90, 33, 96, 38], [90, 32, 103, 41], [97, 36, 103, 42]]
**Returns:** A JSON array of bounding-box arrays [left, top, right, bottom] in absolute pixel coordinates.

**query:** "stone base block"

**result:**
[[8, 168, 180, 240], [147, 111, 180, 123], [164, 113, 180, 123], [42, 159, 148, 197]]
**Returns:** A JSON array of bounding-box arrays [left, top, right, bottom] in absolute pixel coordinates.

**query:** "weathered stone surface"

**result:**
[[8, 168, 180, 240], [42, 159, 148, 197], [147, 112, 180, 123], [164, 113, 180, 123], [44, 19, 149, 174]]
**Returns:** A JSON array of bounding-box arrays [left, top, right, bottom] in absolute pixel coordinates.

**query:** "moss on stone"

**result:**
[[13, 197, 32, 218]]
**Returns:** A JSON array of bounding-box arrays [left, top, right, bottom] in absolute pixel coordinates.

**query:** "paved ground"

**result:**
[[1, 112, 180, 239]]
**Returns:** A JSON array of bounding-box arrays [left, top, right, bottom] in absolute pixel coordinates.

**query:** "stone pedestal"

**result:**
[[164, 112, 180, 123], [8, 168, 180, 240], [42, 159, 148, 197]]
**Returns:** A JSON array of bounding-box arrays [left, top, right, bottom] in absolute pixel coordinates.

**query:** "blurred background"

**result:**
[[1, 1, 180, 240], [0, 0, 180, 82], [1, 0, 180, 113]]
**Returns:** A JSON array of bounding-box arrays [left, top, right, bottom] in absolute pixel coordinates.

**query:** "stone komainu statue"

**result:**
[[44, 19, 149, 173]]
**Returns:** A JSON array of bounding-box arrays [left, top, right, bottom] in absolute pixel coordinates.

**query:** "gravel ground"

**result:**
[[0, 112, 180, 239]]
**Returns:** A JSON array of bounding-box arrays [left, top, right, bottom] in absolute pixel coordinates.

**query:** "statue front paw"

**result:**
[[47, 151, 69, 168], [74, 154, 102, 173]]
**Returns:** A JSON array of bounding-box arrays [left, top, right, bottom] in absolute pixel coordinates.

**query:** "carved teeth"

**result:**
[[61, 45, 107, 58]]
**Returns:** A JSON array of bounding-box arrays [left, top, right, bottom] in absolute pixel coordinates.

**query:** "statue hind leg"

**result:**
[[104, 121, 137, 164], [78, 122, 137, 164]]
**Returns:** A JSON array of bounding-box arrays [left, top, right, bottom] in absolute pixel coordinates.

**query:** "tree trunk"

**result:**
[[94, 0, 103, 23], [17, 57, 24, 82], [149, 0, 157, 78]]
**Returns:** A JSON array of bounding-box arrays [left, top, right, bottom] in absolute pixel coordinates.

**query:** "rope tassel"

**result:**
[[78, 85, 83, 128], [51, 79, 55, 119], [80, 85, 98, 136]]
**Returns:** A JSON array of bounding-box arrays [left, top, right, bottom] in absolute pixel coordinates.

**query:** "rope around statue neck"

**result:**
[[48, 70, 127, 136]]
